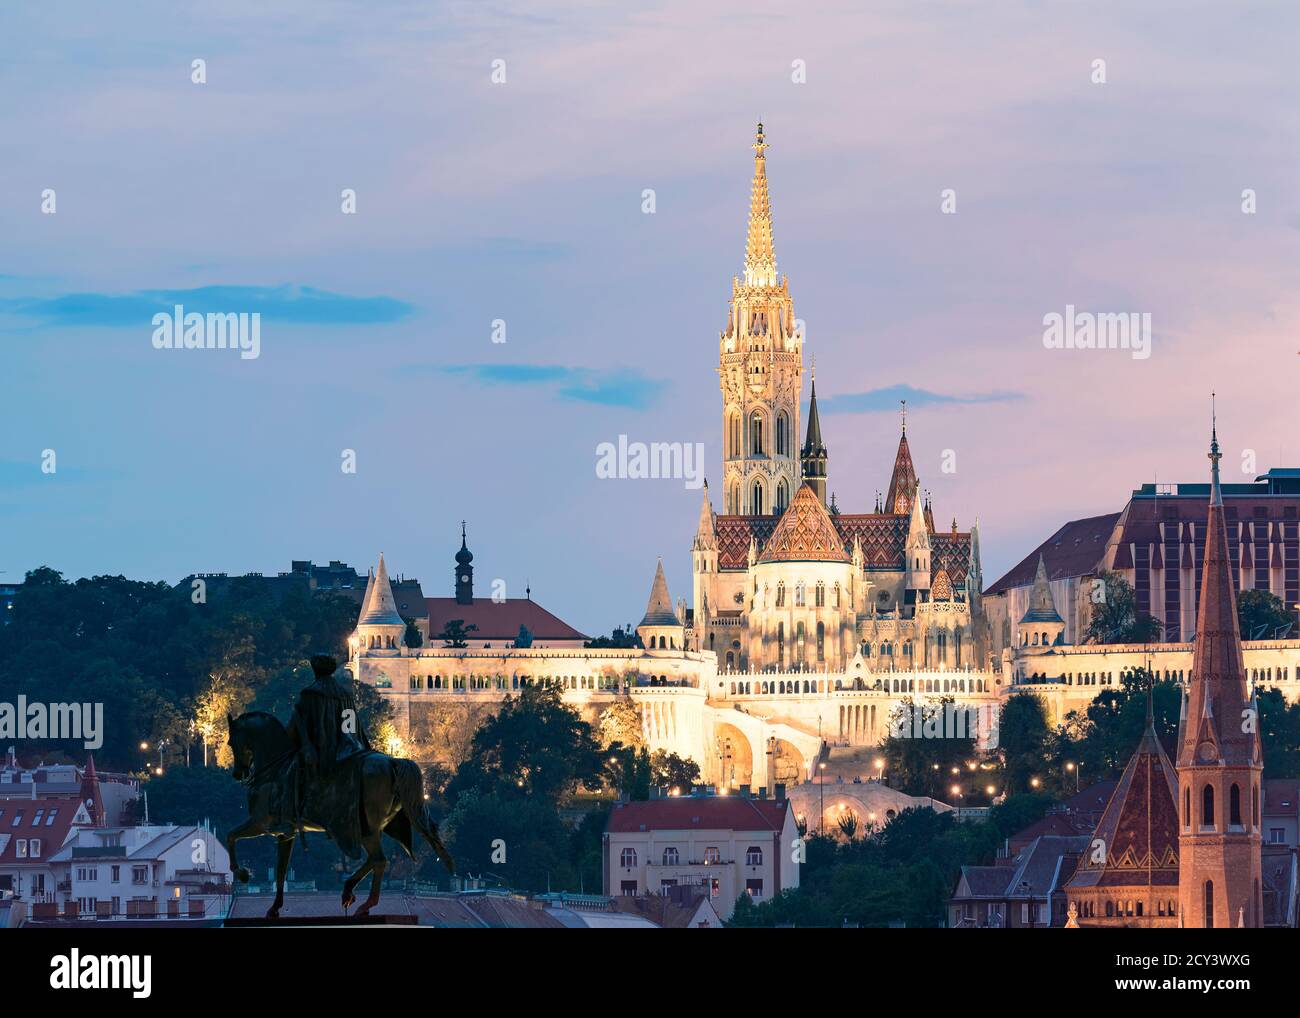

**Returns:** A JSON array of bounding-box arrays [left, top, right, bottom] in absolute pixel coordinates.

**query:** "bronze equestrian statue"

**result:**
[[225, 655, 453, 919]]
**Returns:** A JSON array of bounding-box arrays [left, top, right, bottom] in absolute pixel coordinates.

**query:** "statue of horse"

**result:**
[[225, 711, 453, 919]]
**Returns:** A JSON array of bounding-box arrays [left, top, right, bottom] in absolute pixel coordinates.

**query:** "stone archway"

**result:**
[[770, 737, 808, 786], [714, 722, 754, 790]]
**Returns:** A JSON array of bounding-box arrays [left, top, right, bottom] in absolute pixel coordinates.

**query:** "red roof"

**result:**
[[984, 513, 1120, 595], [0, 798, 86, 864], [606, 797, 789, 833], [1262, 779, 1300, 816], [425, 597, 587, 642]]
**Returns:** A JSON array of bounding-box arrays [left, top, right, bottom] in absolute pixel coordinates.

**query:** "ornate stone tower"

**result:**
[[1176, 415, 1263, 928], [719, 123, 803, 517], [455, 523, 474, 605]]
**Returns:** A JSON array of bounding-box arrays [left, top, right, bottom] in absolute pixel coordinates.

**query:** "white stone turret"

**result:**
[[904, 484, 931, 601], [355, 552, 406, 655]]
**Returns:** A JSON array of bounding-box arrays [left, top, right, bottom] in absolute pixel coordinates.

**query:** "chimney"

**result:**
[[774, 783, 786, 802]]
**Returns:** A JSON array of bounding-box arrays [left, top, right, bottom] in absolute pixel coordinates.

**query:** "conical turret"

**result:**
[[638, 558, 684, 651], [885, 405, 919, 515]]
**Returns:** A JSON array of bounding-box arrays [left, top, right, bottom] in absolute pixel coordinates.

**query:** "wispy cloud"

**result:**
[[436, 364, 667, 409], [0, 285, 413, 328], [819, 383, 1024, 415]]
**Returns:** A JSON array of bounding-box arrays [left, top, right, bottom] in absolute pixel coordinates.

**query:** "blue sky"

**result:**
[[1, 1, 1298, 634]]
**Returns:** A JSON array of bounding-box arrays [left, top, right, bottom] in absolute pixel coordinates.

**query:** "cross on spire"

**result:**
[[900, 399, 907, 435]]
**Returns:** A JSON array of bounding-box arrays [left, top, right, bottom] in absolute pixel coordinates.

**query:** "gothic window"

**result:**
[[834, 583, 841, 608], [777, 623, 785, 666], [727, 413, 742, 459], [1230, 784, 1242, 827], [815, 581, 825, 607], [775, 480, 789, 514], [1203, 880, 1214, 928], [1201, 784, 1215, 829], [776, 582, 786, 607], [1253, 784, 1259, 826], [816, 621, 825, 663], [1183, 786, 1190, 829], [752, 480, 765, 516], [750, 412, 765, 456], [795, 582, 806, 607], [776, 412, 788, 456], [796, 622, 806, 664]]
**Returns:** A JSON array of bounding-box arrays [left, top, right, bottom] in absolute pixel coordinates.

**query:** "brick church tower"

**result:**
[[1176, 414, 1263, 927]]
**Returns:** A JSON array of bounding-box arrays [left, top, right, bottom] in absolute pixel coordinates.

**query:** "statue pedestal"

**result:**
[[224, 914, 418, 927]]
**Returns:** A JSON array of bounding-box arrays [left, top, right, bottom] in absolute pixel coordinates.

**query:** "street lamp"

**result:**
[[1065, 761, 1080, 793], [819, 761, 828, 834]]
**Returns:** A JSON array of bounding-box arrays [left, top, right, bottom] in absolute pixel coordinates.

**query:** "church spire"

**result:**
[[885, 403, 919, 515], [801, 373, 828, 504], [455, 523, 474, 605], [1176, 406, 1262, 928], [693, 482, 717, 551], [743, 122, 777, 288]]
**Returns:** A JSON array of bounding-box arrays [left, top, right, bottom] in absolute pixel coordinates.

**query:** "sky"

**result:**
[[1, 1, 1298, 636]]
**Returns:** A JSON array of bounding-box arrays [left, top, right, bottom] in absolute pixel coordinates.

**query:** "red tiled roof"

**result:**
[[984, 513, 1120, 595], [1262, 779, 1300, 816], [606, 797, 789, 833], [0, 798, 86, 864], [425, 597, 587, 642]]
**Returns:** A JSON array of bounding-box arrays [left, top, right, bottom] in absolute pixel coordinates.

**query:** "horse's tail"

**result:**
[[393, 758, 455, 874]]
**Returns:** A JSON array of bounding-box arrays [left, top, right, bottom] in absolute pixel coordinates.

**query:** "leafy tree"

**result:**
[[438, 620, 478, 648], [1086, 571, 1160, 644], [998, 693, 1051, 793], [442, 790, 578, 893], [1239, 590, 1295, 640], [878, 697, 978, 798], [403, 617, 424, 648], [445, 685, 606, 806], [1259, 686, 1300, 778], [649, 750, 701, 792]]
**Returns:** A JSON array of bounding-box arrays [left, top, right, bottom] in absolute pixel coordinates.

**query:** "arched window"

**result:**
[[815, 581, 825, 607], [776, 582, 786, 607], [775, 479, 789, 514], [1204, 880, 1215, 928], [1184, 786, 1191, 829], [816, 621, 826, 663], [1202, 784, 1215, 829], [795, 581, 806, 607], [776, 412, 788, 456], [745, 846, 763, 866], [662, 847, 679, 866], [1230, 783, 1242, 827], [752, 479, 765, 516], [727, 413, 741, 459], [620, 847, 637, 868], [750, 412, 765, 456]]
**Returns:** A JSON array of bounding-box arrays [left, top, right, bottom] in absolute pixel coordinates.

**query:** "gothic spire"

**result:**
[[1178, 411, 1256, 768], [743, 122, 778, 288], [885, 407, 919, 515], [1020, 554, 1063, 625], [693, 482, 717, 551], [801, 375, 828, 504]]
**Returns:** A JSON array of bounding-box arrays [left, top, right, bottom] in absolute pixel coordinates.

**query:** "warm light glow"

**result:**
[[1065, 762, 1075, 771], [154, 767, 164, 776], [140, 742, 149, 751], [1030, 777, 1041, 788], [985, 785, 996, 795]]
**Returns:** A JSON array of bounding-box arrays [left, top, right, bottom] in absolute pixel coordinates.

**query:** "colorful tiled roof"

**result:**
[[758, 484, 849, 563]]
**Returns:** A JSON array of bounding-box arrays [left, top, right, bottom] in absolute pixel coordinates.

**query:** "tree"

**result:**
[[1086, 571, 1160, 644], [1239, 590, 1295, 641], [649, 750, 700, 792], [597, 700, 643, 750], [1258, 686, 1300, 778], [403, 617, 424, 648], [879, 697, 978, 798], [445, 685, 606, 806], [438, 620, 478, 648], [442, 790, 578, 893], [998, 693, 1051, 794]]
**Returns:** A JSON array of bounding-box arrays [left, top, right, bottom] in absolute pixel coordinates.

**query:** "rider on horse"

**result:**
[[286, 655, 373, 856]]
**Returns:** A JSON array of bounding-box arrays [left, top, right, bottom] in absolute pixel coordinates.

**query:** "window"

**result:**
[[1269, 828, 1285, 845], [817, 621, 826, 663], [776, 412, 788, 456], [746, 879, 764, 899], [619, 848, 637, 868], [752, 480, 765, 516], [1230, 784, 1242, 827], [620, 880, 638, 896], [15, 839, 27, 858], [133, 865, 149, 884], [704, 846, 721, 864], [815, 581, 825, 607], [750, 412, 764, 456], [30, 838, 40, 858], [662, 847, 679, 866], [1204, 880, 1214, 928], [111, 865, 120, 883], [745, 846, 763, 866], [1201, 785, 1215, 829]]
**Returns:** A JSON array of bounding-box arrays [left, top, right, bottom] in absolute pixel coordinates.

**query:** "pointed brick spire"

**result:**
[[885, 410, 919, 515], [80, 753, 105, 827], [743, 122, 778, 288], [1178, 413, 1257, 768]]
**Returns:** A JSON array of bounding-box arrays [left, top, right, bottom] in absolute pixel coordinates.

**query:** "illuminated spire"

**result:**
[[743, 122, 778, 288]]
